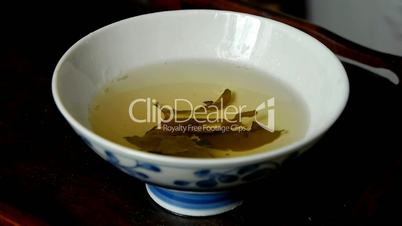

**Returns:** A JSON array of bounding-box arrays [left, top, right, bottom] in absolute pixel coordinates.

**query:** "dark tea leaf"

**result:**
[[124, 89, 284, 157], [125, 134, 213, 156], [204, 89, 232, 109]]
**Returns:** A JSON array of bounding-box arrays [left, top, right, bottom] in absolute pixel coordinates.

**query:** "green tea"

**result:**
[[89, 60, 309, 158]]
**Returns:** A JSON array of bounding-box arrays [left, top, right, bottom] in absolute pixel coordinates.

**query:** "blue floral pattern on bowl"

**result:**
[[173, 162, 279, 188], [104, 150, 161, 180], [79, 135, 294, 189]]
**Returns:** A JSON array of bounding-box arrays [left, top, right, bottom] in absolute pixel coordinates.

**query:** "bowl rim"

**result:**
[[52, 9, 349, 167]]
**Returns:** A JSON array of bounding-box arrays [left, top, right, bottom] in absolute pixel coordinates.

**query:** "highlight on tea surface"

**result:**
[[89, 60, 309, 158]]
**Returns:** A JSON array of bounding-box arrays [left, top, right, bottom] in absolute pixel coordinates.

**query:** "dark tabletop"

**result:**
[[2, 1, 402, 225]]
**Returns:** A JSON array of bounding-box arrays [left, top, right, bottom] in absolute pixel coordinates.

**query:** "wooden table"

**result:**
[[2, 1, 402, 225]]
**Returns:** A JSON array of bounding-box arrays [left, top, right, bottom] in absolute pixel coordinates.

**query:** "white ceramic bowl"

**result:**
[[52, 10, 349, 216]]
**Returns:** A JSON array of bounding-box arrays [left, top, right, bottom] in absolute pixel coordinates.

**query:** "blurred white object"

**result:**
[[308, 0, 402, 56], [307, 0, 401, 84]]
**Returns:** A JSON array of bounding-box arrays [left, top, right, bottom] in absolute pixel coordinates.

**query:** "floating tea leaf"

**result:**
[[124, 89, 284, 157], [89, 60, 308, 158], [204, 89, 232, 109]]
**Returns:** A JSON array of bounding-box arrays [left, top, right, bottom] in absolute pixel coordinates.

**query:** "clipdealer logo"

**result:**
[[128, 97, 275, 132]]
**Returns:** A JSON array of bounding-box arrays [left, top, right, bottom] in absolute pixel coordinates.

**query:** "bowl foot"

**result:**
[[146, 184, 243, 216]]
